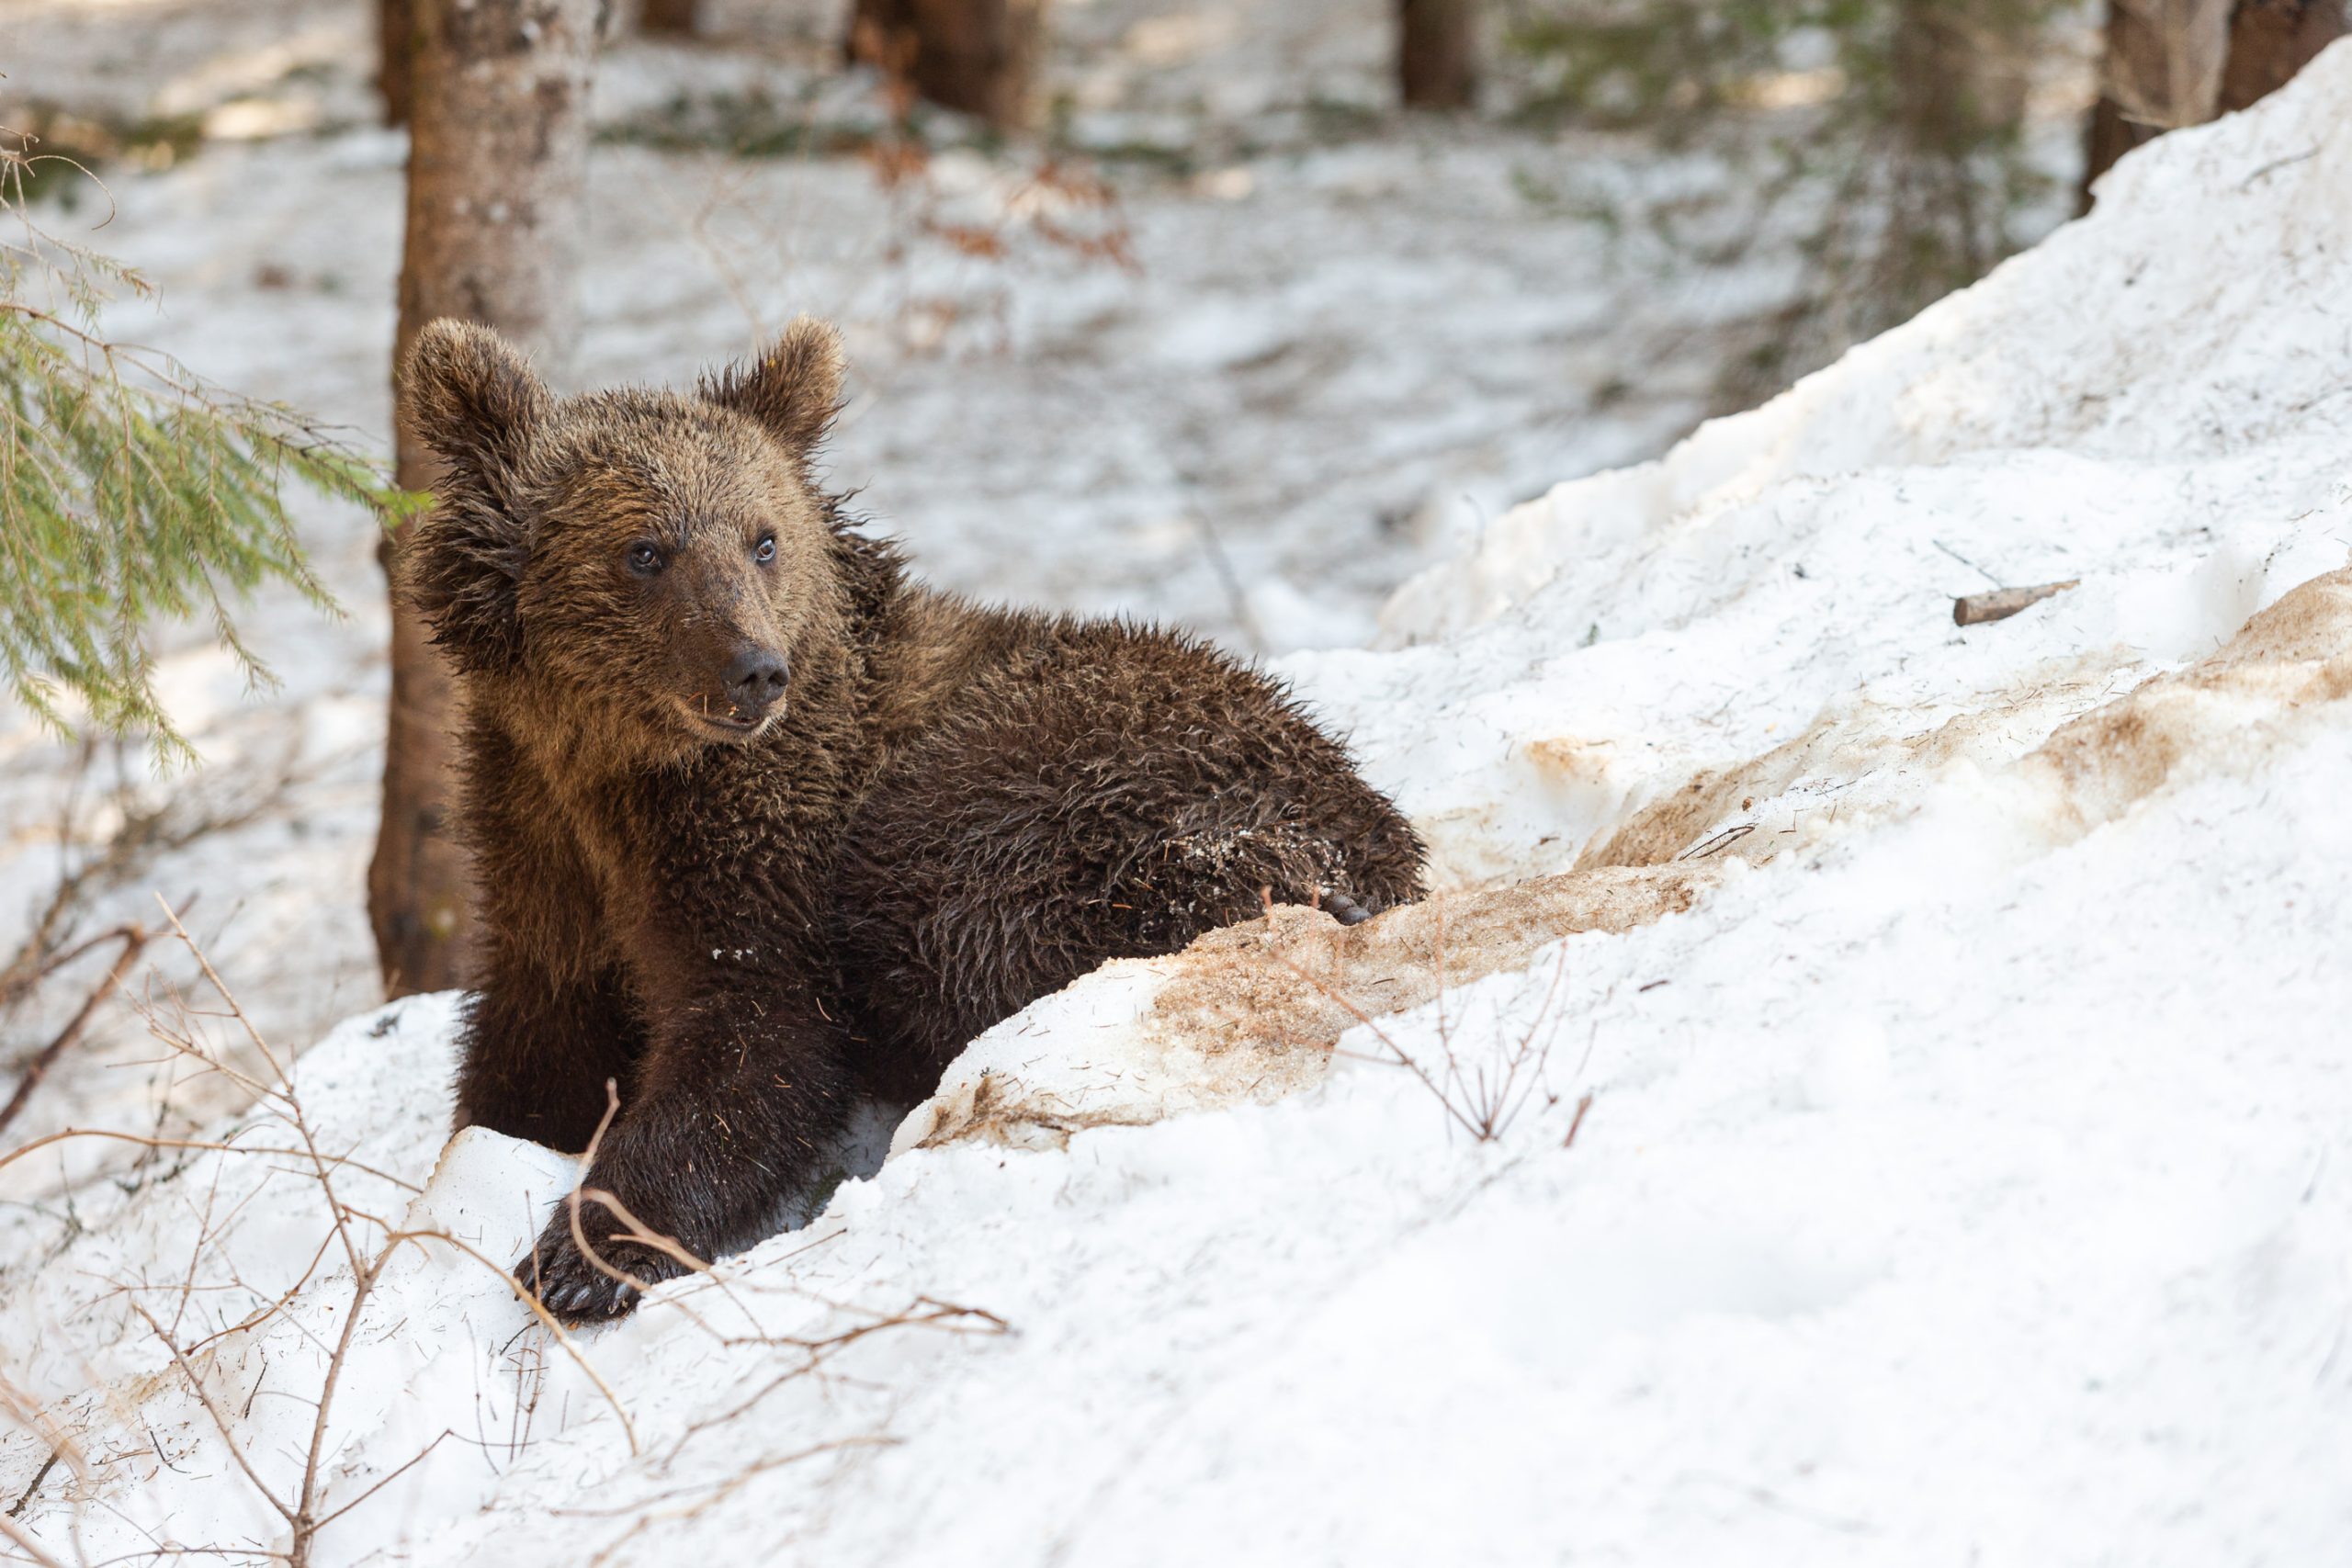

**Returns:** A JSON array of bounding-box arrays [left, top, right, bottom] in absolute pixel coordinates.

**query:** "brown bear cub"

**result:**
[[401, 317, 1425, 1322]]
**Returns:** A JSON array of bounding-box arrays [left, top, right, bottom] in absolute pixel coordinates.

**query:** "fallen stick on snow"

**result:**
[[1953, 579, 2080, 626]]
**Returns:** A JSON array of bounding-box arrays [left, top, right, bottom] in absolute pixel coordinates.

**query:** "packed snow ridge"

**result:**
[[7, 44, 2352, 1568]]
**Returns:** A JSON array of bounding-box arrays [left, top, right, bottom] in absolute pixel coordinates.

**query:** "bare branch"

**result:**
[[129, 1301, 296, 1525], [381, 1227, 642, 1457], [0, 1510, 68, 1568], [0, 1128, 419, 1192], [0, 921, 151, 1138]]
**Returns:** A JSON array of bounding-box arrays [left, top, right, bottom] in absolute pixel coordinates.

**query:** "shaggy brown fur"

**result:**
[[401, 317, 1425, 1321]]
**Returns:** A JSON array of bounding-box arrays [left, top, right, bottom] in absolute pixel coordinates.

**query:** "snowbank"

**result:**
[[6, 43, 2352, 1568]]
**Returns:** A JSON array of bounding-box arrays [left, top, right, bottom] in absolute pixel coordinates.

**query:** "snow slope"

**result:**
[[6, 40, 2352, 1568]]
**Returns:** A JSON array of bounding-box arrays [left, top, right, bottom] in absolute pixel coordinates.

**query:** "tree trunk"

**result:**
[[374, 0, 601, 998], [379, 0, 414, 126], [640, 0, 700, 34], [2081, 0, 2344, 202], [847, 0, 1045, 130], [2217, 0, 2346, 109], [1397, 0, 1476, 110]]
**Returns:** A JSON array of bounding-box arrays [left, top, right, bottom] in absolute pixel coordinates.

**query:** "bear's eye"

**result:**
[[754, 534, 776, 565], [628, 541, 664, 575]]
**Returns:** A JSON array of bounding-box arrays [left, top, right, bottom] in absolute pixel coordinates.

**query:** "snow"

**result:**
[[7, 12, 2352, 1568]]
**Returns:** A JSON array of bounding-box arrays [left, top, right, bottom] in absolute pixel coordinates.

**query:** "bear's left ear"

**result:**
[[699, 315, 845, 459]]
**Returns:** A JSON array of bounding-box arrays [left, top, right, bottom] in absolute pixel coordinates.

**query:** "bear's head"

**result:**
[[398, 317, 848, 750]]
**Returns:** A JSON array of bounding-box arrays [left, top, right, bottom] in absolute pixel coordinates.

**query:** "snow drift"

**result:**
[[7, 43, 2352, 1568]]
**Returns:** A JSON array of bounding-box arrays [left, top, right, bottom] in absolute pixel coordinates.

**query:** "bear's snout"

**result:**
[[719, 646, 790, 720]]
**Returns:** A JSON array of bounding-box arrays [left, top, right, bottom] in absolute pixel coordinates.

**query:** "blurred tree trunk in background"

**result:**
[[2218, 0, 2347, 105], [2082, 0, 2345, 201], [1398, 0, 1477, 109], [847, 0, 1046, 130], [641, 0, 701, 34], [376, 0, 601, 998], [1870, 0, 2021, 299], [379, 0, 413, 125]]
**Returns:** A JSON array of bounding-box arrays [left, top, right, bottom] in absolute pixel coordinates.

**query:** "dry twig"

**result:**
[[1953, 578, 2079, 626], [5, 911, 1006, 1566], [0, 912, 173, 1139], [1562, 1091, 1596, 1149], [1252, 888, 1576, 1144]]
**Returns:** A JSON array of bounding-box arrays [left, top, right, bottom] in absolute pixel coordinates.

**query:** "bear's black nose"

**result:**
[[721, 648, 789, 716]]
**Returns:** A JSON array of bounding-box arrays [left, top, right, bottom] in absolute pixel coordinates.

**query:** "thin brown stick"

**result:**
[[176, 1227, 341, 1356], [141, 911, 415, 1568], [1952, 579, 2079, 626], [155, 898, 291, 1098], [0, 1510, 67, 1568], [1562, 1091, 1595, 1149], [0, 748, 278, 1018], [578, 1436, 898, 1567], [8, 897, 649, 1568], [0, 1128, 419, 1192], [288, 1251, 380, 1567], [674, 1300, 1007, 1438], [1254, 888, 1488, 1143], [307, 1431, 450, 1533], [0, 922, 151, 1139], [4, 1450, 57, 1520], [384, 1226, 642, 1454], [142, 911, 641, 1558], [154, 898, 373, 1290], [538, 1081, 751, 1339], [553, 1436, 896, 1520], [0, 1367, 89, 1522], [129, 1302, 295, 1525], [579, 1183, 718, 1281], [16, 920, 145, 997], [1476, 944, 1570, 1140]]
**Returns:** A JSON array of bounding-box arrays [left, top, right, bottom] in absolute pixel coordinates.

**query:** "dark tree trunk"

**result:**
[[2217, 0, 2346, 108], [2081, 0, 2345, 204], [640, 0, 700, 34], [375, 0, 601, 998], [2079, 96, 2155, 202], [1398, 0, 1476, 110], [379, 0, 414, 126], [847, 0, 1045, 130]]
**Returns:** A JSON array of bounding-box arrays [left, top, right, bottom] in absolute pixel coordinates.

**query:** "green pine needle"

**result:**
[[0, 127, 416, 768]]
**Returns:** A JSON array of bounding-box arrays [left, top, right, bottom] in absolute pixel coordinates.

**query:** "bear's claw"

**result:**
[[514, 1220, 684, 1325]]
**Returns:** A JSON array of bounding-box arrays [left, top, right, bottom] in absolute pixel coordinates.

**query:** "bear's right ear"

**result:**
[[400, 319, 548, 482], [397, 321, 549, 677]]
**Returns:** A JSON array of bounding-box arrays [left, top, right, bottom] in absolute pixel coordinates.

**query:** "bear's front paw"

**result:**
[[514, 1209, 689, 1325]]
